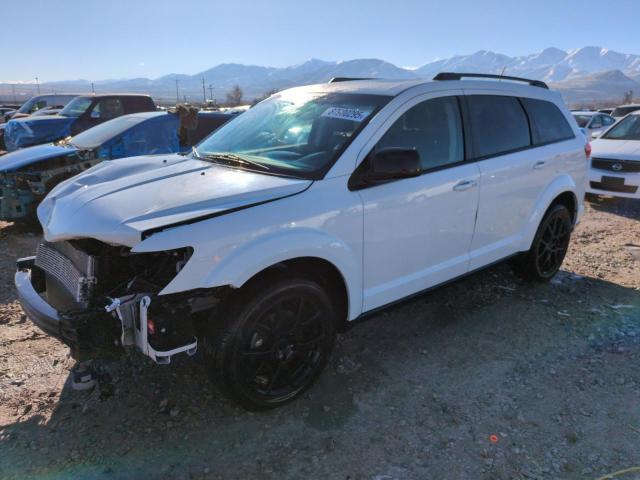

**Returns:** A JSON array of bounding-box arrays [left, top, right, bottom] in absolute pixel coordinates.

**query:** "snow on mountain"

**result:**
[[415, 50, 512, 78], [2, 46, 639, 103]]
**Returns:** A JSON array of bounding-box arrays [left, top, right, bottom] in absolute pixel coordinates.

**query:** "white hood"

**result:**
[[592, 139, 640, 158], [38, 154, 312, 247]]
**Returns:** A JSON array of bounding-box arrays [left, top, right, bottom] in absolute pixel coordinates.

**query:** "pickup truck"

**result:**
[[3, 94, 156, 151]]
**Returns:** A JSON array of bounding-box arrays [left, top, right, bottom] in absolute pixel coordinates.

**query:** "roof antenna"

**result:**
[[499, 66, 507, 81]]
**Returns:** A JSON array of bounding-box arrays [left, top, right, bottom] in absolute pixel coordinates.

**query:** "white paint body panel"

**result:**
[[37, 79, 587, 321]]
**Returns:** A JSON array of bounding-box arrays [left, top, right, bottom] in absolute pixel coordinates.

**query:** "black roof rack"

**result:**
[[433, 72, 548, 89], [328, 77, 373, 83]]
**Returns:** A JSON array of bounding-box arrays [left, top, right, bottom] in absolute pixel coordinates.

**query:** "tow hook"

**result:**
[[104, 297, 121, 313]]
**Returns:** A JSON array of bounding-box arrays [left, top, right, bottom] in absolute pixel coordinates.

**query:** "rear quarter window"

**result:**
[[520, 98, 575, 145], [466, 95, 531, 158], [123, 96, 156, 113]]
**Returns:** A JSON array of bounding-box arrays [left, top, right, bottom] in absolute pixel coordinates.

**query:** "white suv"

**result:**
[[15, 73, 587, 409]]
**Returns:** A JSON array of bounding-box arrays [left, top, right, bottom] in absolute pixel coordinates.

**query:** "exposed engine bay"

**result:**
[[0, 150, 99, 219], [22, 239, 222, 363]]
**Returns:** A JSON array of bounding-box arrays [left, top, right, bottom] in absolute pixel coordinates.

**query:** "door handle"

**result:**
[[452, 179, 478, 192], [533, 160, 549, 170]]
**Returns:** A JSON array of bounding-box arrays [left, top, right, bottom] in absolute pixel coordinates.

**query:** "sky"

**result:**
[[3, 0, 640, 82]]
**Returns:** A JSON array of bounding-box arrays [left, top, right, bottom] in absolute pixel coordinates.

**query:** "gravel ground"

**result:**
[[0, 197, 639, 480]]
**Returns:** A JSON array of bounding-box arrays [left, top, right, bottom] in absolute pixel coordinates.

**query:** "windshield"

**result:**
[[65, 114, 156, 148], [602, 115, 640, 140], [573, 114, 592, 128], [612, 106, 640, 118], [59, 97, 93, 117], [16, 98, 37, 114], [194, 91, 390, 178]]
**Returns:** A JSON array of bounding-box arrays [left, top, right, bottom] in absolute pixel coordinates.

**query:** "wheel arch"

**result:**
[[521, 174, 580, 251], [239, 256, 351, 332]]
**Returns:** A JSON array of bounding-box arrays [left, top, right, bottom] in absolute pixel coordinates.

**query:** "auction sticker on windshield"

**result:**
[[321, 107, 371, 122]]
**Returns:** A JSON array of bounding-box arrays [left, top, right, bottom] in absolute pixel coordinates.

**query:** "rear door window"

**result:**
[[520, 98, 574, 145], [375, 96, 464, 171], [466, 95, 531, 158], [94, 98, 125, 120]]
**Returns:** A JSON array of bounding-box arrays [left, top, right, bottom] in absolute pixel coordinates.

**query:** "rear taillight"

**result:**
[[585, 142, 592, 159]]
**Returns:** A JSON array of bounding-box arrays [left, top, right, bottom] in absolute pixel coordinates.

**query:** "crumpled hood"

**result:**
[[0, 144, 78, 172], [4, 115, 75, 151], [592, 139, 640, 158], [38, 154, 312, 247]]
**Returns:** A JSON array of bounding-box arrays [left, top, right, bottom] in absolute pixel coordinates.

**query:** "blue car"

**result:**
[[3, 94, 156, 151], [0, 110, 233, 220]]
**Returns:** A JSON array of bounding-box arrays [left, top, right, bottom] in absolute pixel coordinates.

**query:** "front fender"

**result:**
[[137, 227, 362, 320], [520, 173, 580, 251]]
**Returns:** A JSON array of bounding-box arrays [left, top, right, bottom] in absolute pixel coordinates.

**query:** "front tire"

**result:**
[[203, 276, 337, 410], [511, 204, 573, 282]]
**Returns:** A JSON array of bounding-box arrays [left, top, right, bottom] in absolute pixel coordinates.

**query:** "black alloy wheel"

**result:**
[[205, 277, 336, 410], [511, 203, 573, 282], [535, 208, 572, 278]]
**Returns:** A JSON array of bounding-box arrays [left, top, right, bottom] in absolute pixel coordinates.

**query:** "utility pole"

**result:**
[[91, 82, 95, 94], [202, 78, 206, 104], [175, 80, 180, 104], [208, 84, 214, 103], [11, 84, 16, 103], [35, 77, 40, 94]]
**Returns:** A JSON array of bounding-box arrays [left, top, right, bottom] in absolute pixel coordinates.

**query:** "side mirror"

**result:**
[[90, 111, 101, 119], [368, 148, 422, 182], [591, 130, 601, 140]]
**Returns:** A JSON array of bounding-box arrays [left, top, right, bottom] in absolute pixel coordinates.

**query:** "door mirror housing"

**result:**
[[368, 148, 422, 181], [349, 148, 422, 190]]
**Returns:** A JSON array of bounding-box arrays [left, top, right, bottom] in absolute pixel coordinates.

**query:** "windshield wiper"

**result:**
[[193, 150, 270, 171]]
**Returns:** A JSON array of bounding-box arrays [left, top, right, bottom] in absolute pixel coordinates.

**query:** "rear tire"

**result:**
[[511, 204, 573, 282], [202, 276, 337, 410]]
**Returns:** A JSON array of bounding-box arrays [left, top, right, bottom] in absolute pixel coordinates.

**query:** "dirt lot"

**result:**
[[0, 197, 639, 480]]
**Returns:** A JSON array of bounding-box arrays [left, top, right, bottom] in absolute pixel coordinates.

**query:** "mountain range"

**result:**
[[1, 46, 639, 105]]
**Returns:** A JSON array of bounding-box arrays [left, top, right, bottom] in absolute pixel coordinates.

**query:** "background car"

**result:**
[[598, 108, 614, 115], [572, 111, 616, 139], [611, 104, 640, 119], [3, 94, 79, 122], [587, 111, 640, 199], [0, 110, 233, 220], [3, 93, 156, 151], [0, 107, 18, 122]]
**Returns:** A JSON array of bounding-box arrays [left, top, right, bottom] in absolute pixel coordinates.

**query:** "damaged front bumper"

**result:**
[[15, 256, 198, 363], [0, 178, 36, 220]]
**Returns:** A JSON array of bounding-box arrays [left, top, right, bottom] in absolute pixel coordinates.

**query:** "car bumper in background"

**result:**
[[587, 169, 640, 199]]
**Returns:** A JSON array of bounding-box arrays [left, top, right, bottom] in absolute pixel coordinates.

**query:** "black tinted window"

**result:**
[[521, 98, 574, 144], [612, 106, 640, 117], [375, 96, 464, 170], [94, 98, 125, 119], [125, 96, 156, 113], [467, 95, 530, 158]]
